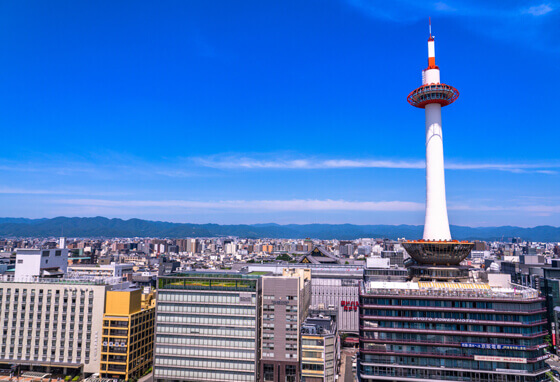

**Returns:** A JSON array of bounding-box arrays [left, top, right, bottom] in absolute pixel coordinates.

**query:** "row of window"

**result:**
[[368, 320, 546, 334], [159, 292, 256, 305], [359, 365, 548, 382], [157, 313, 255, 327], [155, 344, 255, 360], [154, 367, 254, 381], [263, 364, 297, 382], [156, 334, 255, 349], [156, 324, 254, 338], [366, 332, 546, 347], [362, 298, 543, 312], [366, 309, 545, 323], [0, 347, 89, 362], [361, 354, 546, 372], [158, 303, 255, 316], [373, 343, 542, 359], [155, 356, 255, 371]]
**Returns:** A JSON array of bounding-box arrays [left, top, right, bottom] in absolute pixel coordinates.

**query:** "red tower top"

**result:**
[[407, 19, 459, 109]]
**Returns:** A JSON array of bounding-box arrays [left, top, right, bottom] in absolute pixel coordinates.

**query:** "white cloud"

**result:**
[[57, 198, 425, 212], [0, 187, 127, 196], [195, 155, 560, 173], [524, 4, 554, 16], [435, 2, 456, 12], [54, 198, 560, 217], [342, 0, 559, 53]]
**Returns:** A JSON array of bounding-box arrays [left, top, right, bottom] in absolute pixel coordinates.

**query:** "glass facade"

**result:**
[[359, 287, 550, 382], [154, 273, 261, 382]]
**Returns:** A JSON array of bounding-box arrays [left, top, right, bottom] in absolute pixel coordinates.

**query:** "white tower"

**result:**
[[407, 19, 459, 241]]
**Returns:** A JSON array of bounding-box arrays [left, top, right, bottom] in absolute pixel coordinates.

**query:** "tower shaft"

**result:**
[[424, 102, 451, 240]]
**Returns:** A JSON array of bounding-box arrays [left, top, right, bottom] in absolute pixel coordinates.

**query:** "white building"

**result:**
[[14, 249, 69, 280], [0, 275, 130, 375], [68, 262, 134, 278]]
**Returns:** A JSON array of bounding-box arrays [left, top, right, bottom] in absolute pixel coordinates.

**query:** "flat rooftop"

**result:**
[[0, 274, 126, 286], [362, 280, 540, 300]]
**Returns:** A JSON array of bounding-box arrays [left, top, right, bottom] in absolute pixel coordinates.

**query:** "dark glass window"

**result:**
[[263, 364, 274, 381], [285, 365, 296, 382]]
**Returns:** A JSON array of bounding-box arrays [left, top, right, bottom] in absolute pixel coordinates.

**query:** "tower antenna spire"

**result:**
[[429, 17, 432, 38]]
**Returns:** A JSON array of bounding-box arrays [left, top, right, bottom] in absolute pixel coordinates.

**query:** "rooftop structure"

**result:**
[[14, 248, 68, 280]]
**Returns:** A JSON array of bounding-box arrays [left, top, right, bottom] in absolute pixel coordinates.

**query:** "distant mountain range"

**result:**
[[0, 217, 558, 241]]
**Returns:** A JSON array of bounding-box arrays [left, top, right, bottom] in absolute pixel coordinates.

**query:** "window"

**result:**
[[302, 363, 324, 371], [285, 365, 297, 382], [42, 251, 49, 257], [263, 364, 274, 381], [55, 250, 62, 256], [17, 260, 23, 264]]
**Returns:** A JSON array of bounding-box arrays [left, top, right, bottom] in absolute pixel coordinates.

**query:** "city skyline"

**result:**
[[1, 1, 559, 226]]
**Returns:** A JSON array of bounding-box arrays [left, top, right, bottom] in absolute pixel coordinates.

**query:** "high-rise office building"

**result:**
[[358, 278, 549, 382], [154, 272, 262, 382]]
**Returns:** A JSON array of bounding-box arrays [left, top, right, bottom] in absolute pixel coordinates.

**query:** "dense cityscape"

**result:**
[[0, 234, 556, 381], [1, 1, 558, 381]]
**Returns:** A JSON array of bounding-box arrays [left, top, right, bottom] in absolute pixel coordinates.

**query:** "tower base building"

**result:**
[[358, 278, 550, 382]]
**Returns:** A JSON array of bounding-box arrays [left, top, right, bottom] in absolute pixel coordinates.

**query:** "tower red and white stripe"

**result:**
[[407, 19, 459, 241]]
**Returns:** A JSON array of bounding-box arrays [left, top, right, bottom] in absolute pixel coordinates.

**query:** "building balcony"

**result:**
[[359, 366, 550, 382], [360, 337, 547, 351], [359, 315, 548, 328], [359, 326, 548, 339], [360, 304, 547, 316], [359, 348, 548, 363]]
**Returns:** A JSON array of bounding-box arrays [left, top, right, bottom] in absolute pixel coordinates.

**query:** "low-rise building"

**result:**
[[301, 316, 338, 382]]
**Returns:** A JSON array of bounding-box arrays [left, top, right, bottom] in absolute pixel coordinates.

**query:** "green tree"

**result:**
[[276, 254, 292, 262]]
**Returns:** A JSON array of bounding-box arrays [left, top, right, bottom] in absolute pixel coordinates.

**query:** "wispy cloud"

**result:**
[[524, 4, 554, 16], [343, 0, 559, 52], [55, 198, 560, 218], [0, 187, 128, 196], [195, 155, 560, 173], [58, 198, 425, 212]]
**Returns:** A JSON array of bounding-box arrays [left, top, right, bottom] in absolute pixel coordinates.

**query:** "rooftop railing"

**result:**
[[361, 283, 540, 301], [0, 274, 124, 286]]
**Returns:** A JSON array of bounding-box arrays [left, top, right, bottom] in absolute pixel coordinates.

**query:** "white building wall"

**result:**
[[0, 279, 112, 374], [311, 278, 359, 333]]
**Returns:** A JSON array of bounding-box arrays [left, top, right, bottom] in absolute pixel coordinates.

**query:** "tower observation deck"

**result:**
[[402, 20, 473, 270]]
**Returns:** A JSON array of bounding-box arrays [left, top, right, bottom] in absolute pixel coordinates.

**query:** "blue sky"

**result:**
[[0, 0, 559, 227]]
